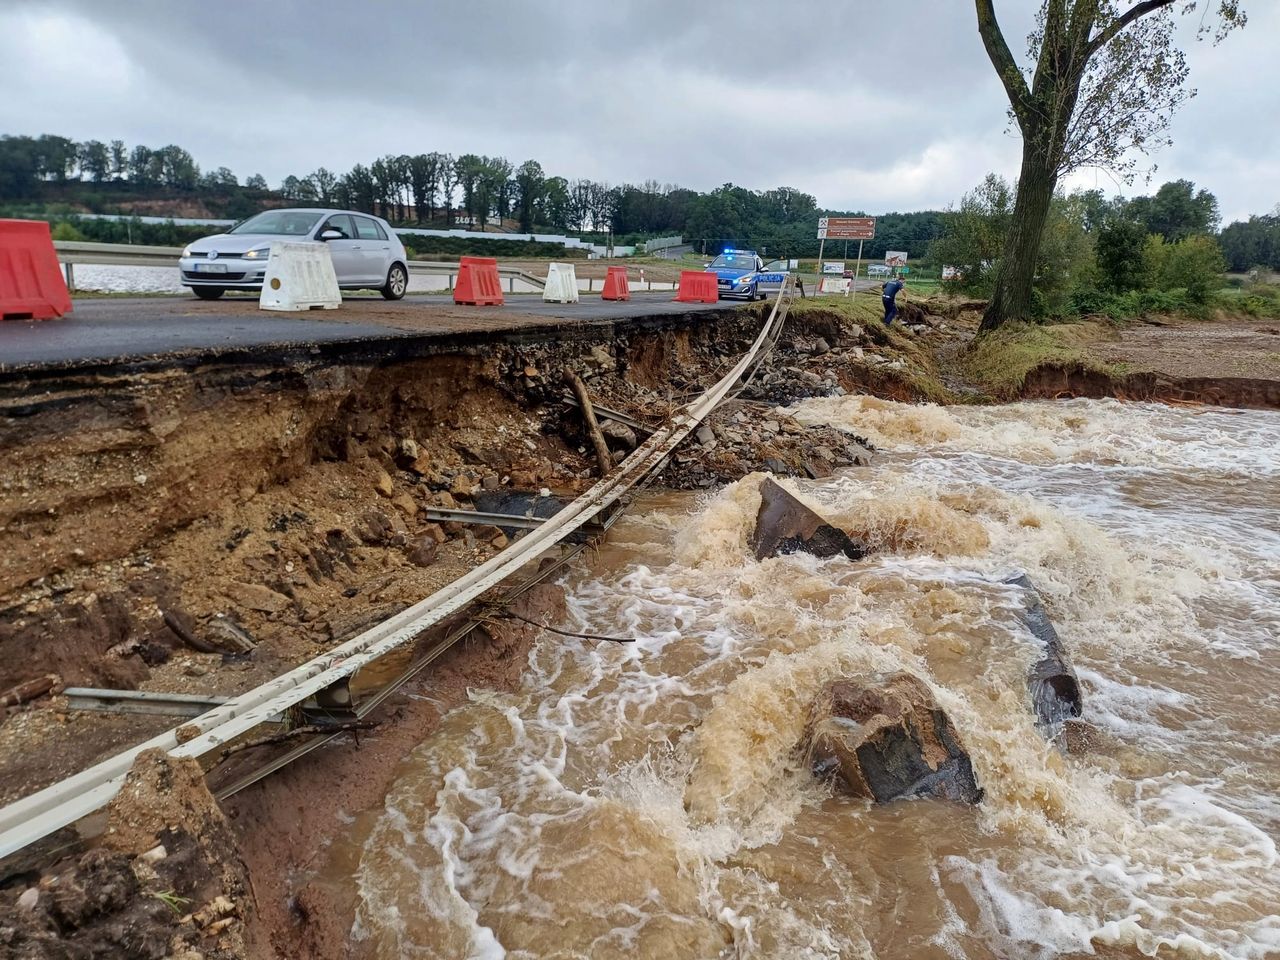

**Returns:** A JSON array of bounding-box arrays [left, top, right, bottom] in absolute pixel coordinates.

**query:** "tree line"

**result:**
[[931, 174, 1278, 318], [0, 132, 944, 258]]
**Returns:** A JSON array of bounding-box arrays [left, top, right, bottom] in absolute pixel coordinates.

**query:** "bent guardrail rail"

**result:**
[[0, 276, 797, 860]]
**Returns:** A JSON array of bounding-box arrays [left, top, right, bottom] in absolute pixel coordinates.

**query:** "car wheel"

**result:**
[[192, 287, 224, 300], [381, 263, 408, 301]]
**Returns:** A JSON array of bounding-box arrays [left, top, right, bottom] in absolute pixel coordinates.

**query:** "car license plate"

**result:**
[[193, 263, 228, 274]]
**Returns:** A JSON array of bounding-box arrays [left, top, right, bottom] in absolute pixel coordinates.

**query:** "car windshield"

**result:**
[[709, 253, 756, 270], [228, 211, 323, 236]]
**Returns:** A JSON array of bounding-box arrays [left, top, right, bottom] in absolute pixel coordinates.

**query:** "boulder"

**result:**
[[804, 672, 983, 804], [372, 468, 395, 498], [599, 418, 639, 451], [406, 536, 439, 567], [750, 477, 866, 562], [1004, 574, 1083, 727], [223, 582, 290, 615]]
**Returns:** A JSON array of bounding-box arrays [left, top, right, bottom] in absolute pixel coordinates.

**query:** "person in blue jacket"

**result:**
[[881, 276, 905, 326]]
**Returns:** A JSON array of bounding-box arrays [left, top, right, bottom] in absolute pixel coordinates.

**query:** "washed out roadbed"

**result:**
[[2, 292, 1279, 958]]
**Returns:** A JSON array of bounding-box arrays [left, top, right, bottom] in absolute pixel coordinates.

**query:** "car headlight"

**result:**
[[243, 246, 272, 260], [735, 275, 754, 285], [182, 245, 193, 258]]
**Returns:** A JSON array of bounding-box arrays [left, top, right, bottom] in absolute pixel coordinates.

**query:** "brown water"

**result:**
[[350, 398, 1280, 959]]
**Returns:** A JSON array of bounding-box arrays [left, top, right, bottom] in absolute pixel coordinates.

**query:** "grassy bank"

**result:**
[[958, 320, 1127, 398], [785, 293, 959, 403]]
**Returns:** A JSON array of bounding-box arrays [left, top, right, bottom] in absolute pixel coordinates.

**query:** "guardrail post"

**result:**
[[64, 262, 75, 293]]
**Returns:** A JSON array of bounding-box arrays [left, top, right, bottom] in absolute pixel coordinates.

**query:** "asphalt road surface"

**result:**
[[0, 292, 736, 372]]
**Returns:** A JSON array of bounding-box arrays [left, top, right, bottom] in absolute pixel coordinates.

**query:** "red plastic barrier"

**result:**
[[674, 270, 718, 304], [0, 219, 72, 320], [601, 266, 630, 301], [453, 256, 504, 306]]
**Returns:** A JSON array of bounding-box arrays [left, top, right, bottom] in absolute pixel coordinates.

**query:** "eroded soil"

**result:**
[[2, 297, 1278, 958]]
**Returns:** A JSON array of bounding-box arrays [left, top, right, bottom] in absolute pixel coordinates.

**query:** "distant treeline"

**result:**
[[397, 235, 589, 259], [37, 216, 589, 260], [0, 132, 945, 260], [1220, 212, 1280, 273]]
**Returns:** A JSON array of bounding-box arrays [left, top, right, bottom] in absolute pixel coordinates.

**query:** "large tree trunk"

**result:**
[[980, 140, 1059, 332]]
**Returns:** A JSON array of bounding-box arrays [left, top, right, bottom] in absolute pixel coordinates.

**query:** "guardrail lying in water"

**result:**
[[0, 276, 798, 862]]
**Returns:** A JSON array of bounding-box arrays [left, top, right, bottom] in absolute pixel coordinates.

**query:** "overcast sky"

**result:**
[[0, 0, 1275, 223]]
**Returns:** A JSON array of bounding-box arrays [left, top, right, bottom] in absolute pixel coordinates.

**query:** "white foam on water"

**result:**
[[352, 398, 1280, 958], [790, 396, 1280, 478]]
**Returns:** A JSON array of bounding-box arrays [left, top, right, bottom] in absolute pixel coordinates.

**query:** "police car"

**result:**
[[706, 249, 790, 300]]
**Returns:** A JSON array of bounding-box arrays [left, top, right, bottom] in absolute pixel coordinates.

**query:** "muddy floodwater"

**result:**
[[347, 398, 1279, 959]]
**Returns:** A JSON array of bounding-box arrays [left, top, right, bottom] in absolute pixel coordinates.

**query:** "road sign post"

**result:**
[[854, 239, 865, 300], [817, 217, 875, 300]]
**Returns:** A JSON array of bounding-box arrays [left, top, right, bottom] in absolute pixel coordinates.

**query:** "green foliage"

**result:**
[[152, 890, 191, 914], [1124, 179, 1220, 241], [49, 221, 84, 242], [929, 174, 1094, 313], [43, 216, 211, 246], [397, 233, 583, 259], [928, 174, 1012, 296], [1036, 193, 1098, 314], [1143, 233, 1226, 303], [1095, 218, 1148, 292], [1233, 294, 1280, 318], [972, 3, 1245, 330], [1219, 209, 1280, 271]]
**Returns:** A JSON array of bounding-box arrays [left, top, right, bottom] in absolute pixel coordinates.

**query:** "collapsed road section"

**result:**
[[0, 279, 801, 860]]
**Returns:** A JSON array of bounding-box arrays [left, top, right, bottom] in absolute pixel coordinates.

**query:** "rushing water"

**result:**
[[350, 397, 1280, 959]]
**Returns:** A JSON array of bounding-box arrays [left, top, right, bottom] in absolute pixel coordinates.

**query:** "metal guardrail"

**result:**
[[51, 241, 547, 291], [0, 277, 797, 860]]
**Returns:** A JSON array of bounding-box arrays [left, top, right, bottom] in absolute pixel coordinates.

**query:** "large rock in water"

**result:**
[[750, 477, 866, 561], [804, 672, 983, 804], [1004, 574, 1083, 727]]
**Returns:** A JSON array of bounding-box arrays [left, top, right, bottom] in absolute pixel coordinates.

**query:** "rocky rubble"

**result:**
[[0, 749, 250, 959]]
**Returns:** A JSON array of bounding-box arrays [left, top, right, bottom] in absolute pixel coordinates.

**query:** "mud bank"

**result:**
[[0, 302, 887, 957], [1021, 362, 1280, 408]]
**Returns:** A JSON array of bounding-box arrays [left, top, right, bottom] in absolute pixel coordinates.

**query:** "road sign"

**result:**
[[817, 217, 876, 240], [885, 251, 908, 268], [821, 261, 845, 274]]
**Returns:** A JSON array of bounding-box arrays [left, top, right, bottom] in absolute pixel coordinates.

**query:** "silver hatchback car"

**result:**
[[179, 208, 409, 300]]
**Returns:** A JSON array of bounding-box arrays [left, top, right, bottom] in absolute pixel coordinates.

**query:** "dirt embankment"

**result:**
[[6, 296, 1273, 957], [0, 303, 897, 959], [1021, 317, 1280, 408], [947, 306, 1280, 408]]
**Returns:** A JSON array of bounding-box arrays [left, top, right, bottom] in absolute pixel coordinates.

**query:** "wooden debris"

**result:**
[[1, 673, 61, 708], [564, 369, 614, 476]]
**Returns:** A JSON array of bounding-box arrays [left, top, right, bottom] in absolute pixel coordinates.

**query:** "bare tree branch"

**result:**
[[976, 0, 1035, 128], [1087, 0, 1178, 55]]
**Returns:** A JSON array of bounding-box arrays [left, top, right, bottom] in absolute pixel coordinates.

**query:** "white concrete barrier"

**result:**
[[259, 241, 341, 312], [542, 262, 580, 304]]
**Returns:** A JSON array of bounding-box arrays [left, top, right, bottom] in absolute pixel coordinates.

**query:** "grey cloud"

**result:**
[[1, 0, 1274, 221]]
